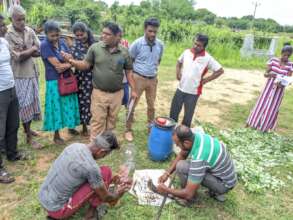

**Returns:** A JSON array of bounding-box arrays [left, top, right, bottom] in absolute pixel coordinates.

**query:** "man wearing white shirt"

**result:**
[[170, 34, 224, 127], [0, 14, 25, 184]]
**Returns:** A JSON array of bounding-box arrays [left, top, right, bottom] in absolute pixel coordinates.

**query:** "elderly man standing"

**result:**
[[65, 22, 137, 143], [6, 5, 42, 149], [125, 17, 164, 141]]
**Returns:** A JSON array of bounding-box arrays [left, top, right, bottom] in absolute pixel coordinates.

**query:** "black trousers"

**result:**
[[0, 87, 19, 168], [169, 89, 199, 127]]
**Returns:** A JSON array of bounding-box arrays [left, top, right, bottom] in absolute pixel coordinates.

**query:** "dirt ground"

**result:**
[[137, 68, 265, 125]]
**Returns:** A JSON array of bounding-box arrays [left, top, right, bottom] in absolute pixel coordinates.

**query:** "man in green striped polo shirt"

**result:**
[[158, 125, 237, 204]]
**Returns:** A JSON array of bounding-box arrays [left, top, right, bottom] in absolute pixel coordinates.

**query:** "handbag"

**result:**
[[58, 69, 78, 96]]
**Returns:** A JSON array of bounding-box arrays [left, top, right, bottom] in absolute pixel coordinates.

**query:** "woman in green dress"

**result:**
[[40, 20, 80, 144]]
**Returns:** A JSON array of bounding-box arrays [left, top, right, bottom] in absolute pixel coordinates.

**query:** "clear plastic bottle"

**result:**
[[119, 143, 136, 181]]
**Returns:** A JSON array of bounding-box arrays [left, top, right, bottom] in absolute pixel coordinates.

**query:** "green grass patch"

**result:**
[[1, 63, 293, 220]]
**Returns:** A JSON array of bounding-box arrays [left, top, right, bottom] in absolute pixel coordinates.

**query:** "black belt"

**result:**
[[94, 88, 122, 93], [134, 72, 156, 79]]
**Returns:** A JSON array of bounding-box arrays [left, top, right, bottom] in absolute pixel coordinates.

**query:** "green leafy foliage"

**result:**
[[204, 125, 293, 193]]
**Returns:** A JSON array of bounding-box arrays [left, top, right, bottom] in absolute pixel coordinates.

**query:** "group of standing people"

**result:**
[[0, 5, 42, 183], [0, 4, 292, 218], [0, 5, 165, 184]]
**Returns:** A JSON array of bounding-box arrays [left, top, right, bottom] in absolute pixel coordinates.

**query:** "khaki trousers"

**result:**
[[90, 89, 123, 141], [126, 74, 157, 131]]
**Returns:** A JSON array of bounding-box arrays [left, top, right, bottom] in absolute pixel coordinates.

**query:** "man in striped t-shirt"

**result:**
[[158, 125, 237, 204]]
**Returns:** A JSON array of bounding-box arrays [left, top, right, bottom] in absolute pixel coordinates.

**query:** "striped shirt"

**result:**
[[268, 57, 293, 76], [187, 132, 237, 188]]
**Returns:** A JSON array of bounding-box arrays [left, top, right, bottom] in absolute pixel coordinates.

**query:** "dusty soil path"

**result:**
[[136, 68, 265, 125]]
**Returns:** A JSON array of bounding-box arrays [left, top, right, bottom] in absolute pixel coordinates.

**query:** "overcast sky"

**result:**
[[102, 0, 293, 25]]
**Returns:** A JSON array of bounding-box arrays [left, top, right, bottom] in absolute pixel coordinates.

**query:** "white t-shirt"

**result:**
[[177, 49, 222, 95], [0, 38, 14, 92]]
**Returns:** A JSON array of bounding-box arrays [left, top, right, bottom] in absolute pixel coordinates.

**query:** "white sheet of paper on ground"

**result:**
[[173, 126, 205, 155], [129, 169, 173, 206], [275, 75, 293, 87]]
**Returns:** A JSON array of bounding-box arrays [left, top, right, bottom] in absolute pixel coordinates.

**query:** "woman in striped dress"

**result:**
[[246, 44, 293, 132]]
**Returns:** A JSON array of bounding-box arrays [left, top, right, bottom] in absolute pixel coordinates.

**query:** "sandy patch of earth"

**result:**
[[135, 68, 265, 125]]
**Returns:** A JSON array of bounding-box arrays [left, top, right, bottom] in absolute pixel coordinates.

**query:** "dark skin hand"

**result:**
[[61, 51, 91, 71], [201, 67, 224, 85], [264, 65, 276, 78], [157, 150, 199, 201], [157, 181, 200, 201], [95, 177, 132, 204], [47, 57, 72, 73], [176, 61, 183, 80], [158, 150, 189, 184], [12, 45, 39, 62], [61, 51, 138, 99], [158, 132, 200, 201], [176, 62, 224, 84]]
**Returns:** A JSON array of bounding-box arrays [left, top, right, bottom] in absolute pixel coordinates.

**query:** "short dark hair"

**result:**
[[44, 20, 60, 34], [144, 17, 160, 29], [174, 125, 194, 143], [103, 21, 121, 36], [101, 130, 119, 150], [281, 42, 293, 55], [72, 21, 95, 45], [195, 33, 209, 48]]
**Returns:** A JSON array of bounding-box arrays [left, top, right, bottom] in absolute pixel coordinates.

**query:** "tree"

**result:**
[[215, 17, 227, 28], [58, 0, 103, 31], [26, 1, 55, 27], [227, 18, 249, 30], [160, 0, 196, 20], [193, 8, 216, 24]]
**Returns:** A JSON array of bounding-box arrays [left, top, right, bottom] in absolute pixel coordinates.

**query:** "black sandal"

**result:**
[[68, 129, 79, 136]]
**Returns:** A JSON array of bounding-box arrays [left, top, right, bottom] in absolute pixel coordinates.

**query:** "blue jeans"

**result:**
[[122, 83, 129, 107]]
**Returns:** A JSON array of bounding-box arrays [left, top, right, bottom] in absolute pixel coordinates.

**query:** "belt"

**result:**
[[134, 72, 156, 79], [95, 88, 122, 93]]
